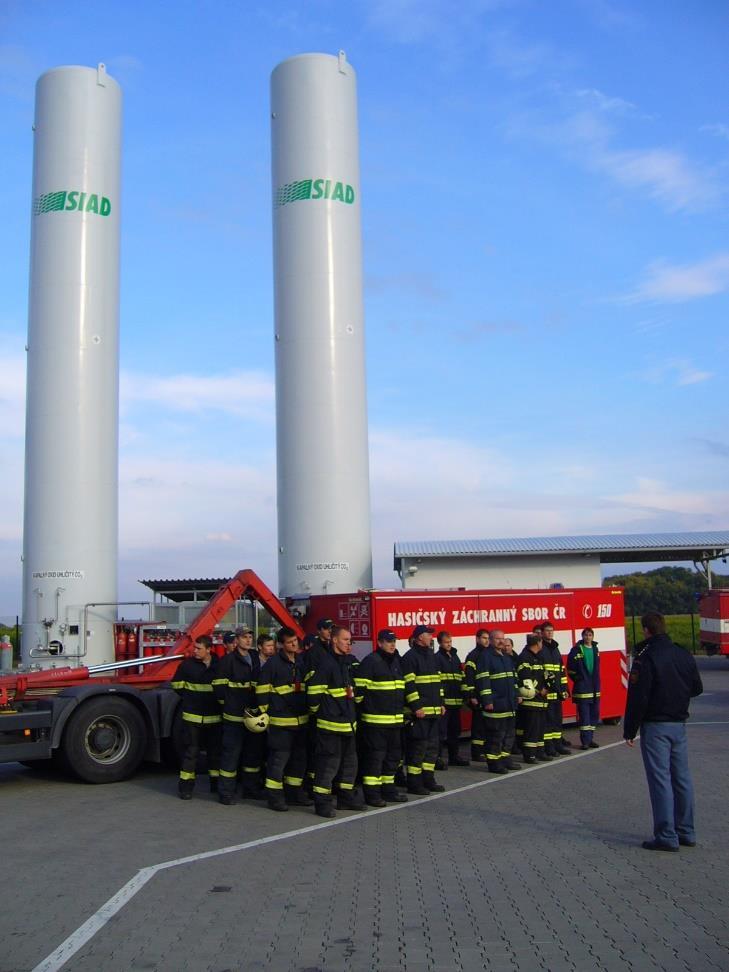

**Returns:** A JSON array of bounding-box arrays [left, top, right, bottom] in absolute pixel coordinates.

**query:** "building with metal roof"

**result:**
[[394, 532, 729, 591]]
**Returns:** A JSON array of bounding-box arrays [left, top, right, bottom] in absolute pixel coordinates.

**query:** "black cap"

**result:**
[[222, 632, 235, 645], [377, 629, 397, 642], [317, 618, 334, 630], [412, 624, 434, 639]]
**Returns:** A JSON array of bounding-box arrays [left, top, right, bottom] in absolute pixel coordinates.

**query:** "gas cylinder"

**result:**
[[114, 626, 128, 661]]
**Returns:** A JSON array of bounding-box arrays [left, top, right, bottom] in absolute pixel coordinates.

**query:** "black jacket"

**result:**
[[516, 648, 548, 710], [541, 638, 566, 702], [567, 641, 601, 701], [171, 656, 221, 725], [307, 649, 357, 734], [463, 644, 488, 703], [436, 646, 465, 708], [401, 644, 443, 717], [624, 633, 703, 740], [256, 650, 308, 728], [212, 649, 261, 722], [354, 649, 405, 726], [476, 646, 517, 716]]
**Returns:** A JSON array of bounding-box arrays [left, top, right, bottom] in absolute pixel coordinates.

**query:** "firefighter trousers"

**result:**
[[313, 730, 358, 796], [577, 699, 600, 745], [484, 714, 516, 766], [545, 699, 564, 746], [265, 726, 308, 792], [179, 721, 221, 786], [218, 723, 265, 797], [405, 716, 439, 776], [470, 707, 486, 754], [439, 707, 462, 757], [359, 724, 402, 790], [516, 705, 546, 754]]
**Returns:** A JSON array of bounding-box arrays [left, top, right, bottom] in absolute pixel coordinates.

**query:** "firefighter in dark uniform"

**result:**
[[476, 633, 521, 773], [538, 623, 571, 756], [435, 630, 468, 768], [567, 627, 602, 749], [255, 626, 312, 811], [516, 634, 550, 763], [171, 635, 221, 799], [354, 628, 409, 807], [302, 618, 334, 789], [213, 625, 266, 804], [402, 624, 445, 795], [463, 629, 490, 761], [307, 625, 365, 818]]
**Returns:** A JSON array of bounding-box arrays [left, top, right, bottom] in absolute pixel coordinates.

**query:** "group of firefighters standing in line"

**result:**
[[171, 618, 602, 818]]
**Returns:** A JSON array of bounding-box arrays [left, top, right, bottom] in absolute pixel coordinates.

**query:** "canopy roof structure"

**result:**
[[139, 578, 229, 603], [394, 532, 729, 572]]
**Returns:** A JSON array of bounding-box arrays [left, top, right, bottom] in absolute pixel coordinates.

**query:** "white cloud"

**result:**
[[598, 147, 720, 212], [576, 87, 637, 115], [624, 253, 729, 303], [641, 358, 713, 387], [700, 123, 729, 142], [121, 369, 274, 420]]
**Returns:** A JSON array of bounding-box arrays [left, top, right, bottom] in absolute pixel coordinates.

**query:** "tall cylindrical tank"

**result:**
[[21, 64, 122, 667], [271, 51, 373, 598]]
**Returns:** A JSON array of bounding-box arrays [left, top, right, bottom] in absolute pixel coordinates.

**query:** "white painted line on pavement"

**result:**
[[32, 741, 624, 972], [689, 720, 729, 725]]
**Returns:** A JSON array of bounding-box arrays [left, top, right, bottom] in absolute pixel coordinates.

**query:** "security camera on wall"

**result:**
[[407, 566, 419, 576]]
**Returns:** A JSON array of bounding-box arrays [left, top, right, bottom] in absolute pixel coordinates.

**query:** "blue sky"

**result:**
[[1, 0, 728, 616]]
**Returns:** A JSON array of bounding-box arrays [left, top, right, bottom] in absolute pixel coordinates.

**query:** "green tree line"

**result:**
[[604, 565, 729, 616]]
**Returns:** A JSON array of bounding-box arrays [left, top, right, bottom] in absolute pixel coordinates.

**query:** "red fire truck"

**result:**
[[299, 585, 628, 723], [698, 590, 729, 656]]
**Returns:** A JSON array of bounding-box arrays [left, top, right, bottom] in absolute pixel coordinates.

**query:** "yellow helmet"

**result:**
[[518, 678, 537, 700], [243, 709, 269, 733]]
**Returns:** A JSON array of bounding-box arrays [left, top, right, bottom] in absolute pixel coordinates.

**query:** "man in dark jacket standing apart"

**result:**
[[624, 611, 703, 852], [402, 624, 445, 795]]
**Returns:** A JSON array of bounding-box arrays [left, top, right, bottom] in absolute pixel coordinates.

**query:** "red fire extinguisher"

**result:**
[[115, 626, 128, 661], [127, 626, 138, 659]]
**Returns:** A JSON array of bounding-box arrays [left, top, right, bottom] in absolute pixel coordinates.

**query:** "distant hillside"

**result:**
[[604, 566, 729, 616]]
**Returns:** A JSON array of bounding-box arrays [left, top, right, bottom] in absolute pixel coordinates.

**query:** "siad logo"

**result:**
[[34, 190, 111, 217], [275, 178, 355, 207]]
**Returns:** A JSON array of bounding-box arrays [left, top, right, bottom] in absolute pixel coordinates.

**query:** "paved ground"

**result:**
[[1, 656, 727, 972]]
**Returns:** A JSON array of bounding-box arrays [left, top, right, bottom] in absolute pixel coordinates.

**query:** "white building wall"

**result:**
[[400, 555, 601, 590]]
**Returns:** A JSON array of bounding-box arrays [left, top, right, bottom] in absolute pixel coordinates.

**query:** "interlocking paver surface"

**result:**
[[1, 656, 727, 972]]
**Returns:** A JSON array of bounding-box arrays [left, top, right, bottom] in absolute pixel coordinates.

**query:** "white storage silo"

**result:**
[[271, 51, 373, 598], [22, 64, 122, 667]]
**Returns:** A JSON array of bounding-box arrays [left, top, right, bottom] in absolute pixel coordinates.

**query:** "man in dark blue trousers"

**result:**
[[624, 611, 703, 852]]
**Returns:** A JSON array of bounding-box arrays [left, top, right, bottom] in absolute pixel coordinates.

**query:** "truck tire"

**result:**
[[59, 696, 147, 783]]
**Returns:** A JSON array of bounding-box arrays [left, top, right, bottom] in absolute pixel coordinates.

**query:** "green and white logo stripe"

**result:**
[[275, 179, 314, 207], [274, 177, 355, 207], [34, 190, 67, 215]]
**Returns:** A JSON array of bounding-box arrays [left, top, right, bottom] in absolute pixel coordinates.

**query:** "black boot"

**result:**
[[503, 758, 522, 770], [284, 784, 313, 806], [382, 784, 408, 803], [488, 762, 508, 774], [422, 772, 445, 793], [314, 796, 336, 818], [337, 788, 367, 811], [178, 780, 194, 800], [241, 780, 267, 800], [209, 776, 219, 794], [267, 791, 289, 812], [407, 775, 429, 795], [449, 747, 470, 766], [471, 746, 487, 763], [555, 743, 572, 755], [363, 785, 386, 808], [536, 750, 553, 762]]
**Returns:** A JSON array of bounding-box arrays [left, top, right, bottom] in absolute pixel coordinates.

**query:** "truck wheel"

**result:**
[[602, 716, 621, 726], [60, 696, 147, 783]]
